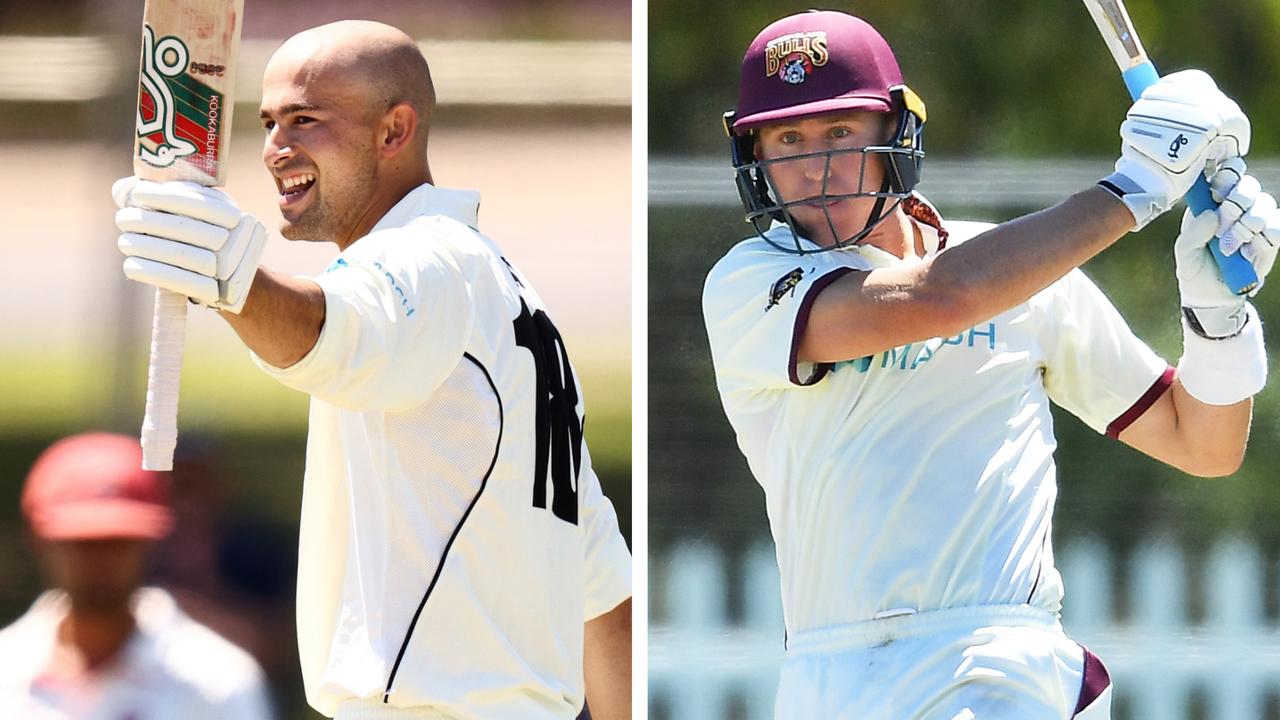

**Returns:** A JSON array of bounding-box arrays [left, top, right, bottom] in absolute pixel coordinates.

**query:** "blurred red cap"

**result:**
[[22, 433, 173, 540]]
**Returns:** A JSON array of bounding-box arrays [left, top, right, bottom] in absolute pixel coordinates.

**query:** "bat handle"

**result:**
[[1123, 61, 1258, 295], [1121, 63, 1160, 101], [141, 288, 187, 471]]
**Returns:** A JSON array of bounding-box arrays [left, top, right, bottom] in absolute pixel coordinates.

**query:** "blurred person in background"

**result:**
[[0, 432, 273, 719], [703, 9, 1277, 719]]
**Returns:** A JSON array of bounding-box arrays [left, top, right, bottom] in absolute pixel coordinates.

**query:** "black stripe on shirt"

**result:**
[[383, 352, 504, 702]]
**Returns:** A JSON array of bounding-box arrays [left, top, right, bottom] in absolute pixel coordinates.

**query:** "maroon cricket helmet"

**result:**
[[733, 10, 905, 132]]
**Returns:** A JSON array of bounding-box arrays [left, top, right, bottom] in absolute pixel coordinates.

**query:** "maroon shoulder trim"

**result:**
[[1073, 645, 1112, 716], [789, 267, 856, 386], [1106, 365, 1176, 439]]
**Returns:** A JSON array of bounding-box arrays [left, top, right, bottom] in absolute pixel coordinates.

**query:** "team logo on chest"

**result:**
[[766, 267, 805, 311], [765, 31, 829, 84]]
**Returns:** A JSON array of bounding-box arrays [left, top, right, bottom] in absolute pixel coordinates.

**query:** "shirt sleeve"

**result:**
[[702, 243, 867, 402], [254, 223, 478, 412], [1037, 268, 1174, 437], [580, 449, 632, 621]]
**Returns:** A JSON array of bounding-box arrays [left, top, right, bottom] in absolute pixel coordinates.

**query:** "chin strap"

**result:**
[[861, 176, 891, 239], [835, 191, 951, 254], [901, 194, 949, 249]]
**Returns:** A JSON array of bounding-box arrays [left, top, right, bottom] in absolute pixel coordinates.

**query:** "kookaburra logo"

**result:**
[[137, 24, 197, 168], [1168, 133, 1189, 160]]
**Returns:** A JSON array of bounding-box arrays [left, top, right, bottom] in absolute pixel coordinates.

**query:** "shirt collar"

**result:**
[[369, 182, 482, 235]]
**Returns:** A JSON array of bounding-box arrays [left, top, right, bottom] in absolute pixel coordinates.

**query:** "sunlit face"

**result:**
[[259, 59, 381, 245], [754, 110, 891, 247]]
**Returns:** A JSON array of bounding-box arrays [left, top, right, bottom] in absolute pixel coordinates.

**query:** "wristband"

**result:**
[[1177, 303, 1266, 405]]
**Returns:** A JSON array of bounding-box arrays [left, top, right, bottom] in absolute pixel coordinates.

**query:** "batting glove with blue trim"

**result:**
[[1101, 70, 1250, 231]]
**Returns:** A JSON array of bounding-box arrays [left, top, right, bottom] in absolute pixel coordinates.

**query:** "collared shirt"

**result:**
[[702, 201, 1170, 636], [0, 588, 272, 719], [257, 183, 632, 719]]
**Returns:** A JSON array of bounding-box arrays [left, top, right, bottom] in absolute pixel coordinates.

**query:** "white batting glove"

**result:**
[[1176, 159, 1279, 339], [1100, 70, 1250, 231], [113, 177, 266, 314]]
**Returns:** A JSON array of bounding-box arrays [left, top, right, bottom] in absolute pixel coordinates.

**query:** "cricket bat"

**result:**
[[1081, 0, 1257, 295], [132, 0, 244, 470]]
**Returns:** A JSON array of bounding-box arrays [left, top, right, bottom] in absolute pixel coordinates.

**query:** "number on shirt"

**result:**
[[513, 298, 581, 525]]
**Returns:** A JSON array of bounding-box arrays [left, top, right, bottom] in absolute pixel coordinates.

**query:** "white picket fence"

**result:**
[[649, 538, 1280, 720]]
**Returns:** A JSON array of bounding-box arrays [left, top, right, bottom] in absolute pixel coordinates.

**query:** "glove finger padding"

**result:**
[[112, 177, 242, 229], [1215, 175, 1257, 256], [1241, 213, 1280, 285], [1208, 171, 1280, 295], [112, 176, 267, 314], [122, 257, 220, 305], [216, 216, 253, 279], [217, 217, 267, 313], [1209, 157, 1248, 204], [1237, 189, 1275, 237], [115, 206, 230, 252], [118, 232, 218, 277], [1236, 194, 1280, 295]]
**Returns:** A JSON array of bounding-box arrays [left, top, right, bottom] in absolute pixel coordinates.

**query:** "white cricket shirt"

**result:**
[[256, 183, 632, 718], [703, 200, 1172, 637], [0, 588, 272, 719]]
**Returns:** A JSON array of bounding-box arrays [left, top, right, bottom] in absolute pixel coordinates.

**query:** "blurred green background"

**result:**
[[0, 0, 630, 718]]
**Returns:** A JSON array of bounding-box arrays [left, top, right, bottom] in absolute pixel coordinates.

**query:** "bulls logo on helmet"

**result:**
[[765, 30, 829, 85], [780, 56, 810, 84]]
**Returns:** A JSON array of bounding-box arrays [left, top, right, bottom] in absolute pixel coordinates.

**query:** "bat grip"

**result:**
[[1123, 61, 1257, 295], [1121, 63, 1160, 101], [141, 288, 187, 471]]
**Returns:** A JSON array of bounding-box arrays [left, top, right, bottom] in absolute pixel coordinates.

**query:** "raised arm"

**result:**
[[220, 268, 325, 369], [801, 187, 1131, 362], [801, 70, 1249, 364]]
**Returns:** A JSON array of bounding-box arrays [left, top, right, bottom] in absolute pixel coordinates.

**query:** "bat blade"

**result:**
[[134, 0, 243, 185], [131, 0, 244, 470], [1081, 0, 1257, 295]]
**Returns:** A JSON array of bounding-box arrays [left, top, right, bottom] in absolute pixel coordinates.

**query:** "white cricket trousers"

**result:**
[[776, 604, 1111, 720]]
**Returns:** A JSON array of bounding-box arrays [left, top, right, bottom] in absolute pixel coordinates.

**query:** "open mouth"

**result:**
[[279, 172, 316, 207]]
